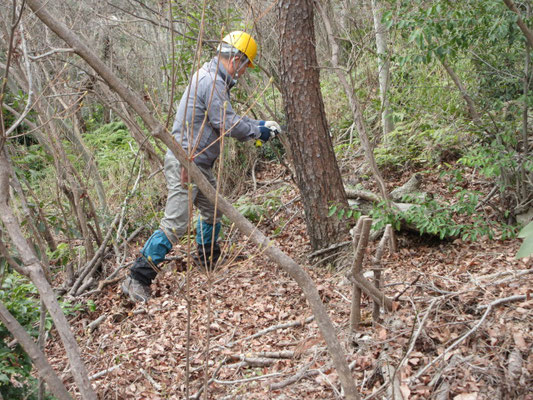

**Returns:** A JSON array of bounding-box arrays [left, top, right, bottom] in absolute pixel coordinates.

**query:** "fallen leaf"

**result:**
[[400, 383, 411, 399], [454, 393, 478, 400], [513, 331, 528, 351]]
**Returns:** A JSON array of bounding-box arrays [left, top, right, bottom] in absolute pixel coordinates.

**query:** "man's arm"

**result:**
[[205, 80, 261, 141]]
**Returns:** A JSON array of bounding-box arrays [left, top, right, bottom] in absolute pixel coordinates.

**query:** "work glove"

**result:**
[[264, 121, 281, 135], [258, 120, 281, 142]]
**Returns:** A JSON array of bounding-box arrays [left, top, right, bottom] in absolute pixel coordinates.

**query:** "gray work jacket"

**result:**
[[169, 57, 262, 168]]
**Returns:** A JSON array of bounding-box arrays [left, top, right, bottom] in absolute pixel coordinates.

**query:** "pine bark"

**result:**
[[278, 0, 349, 251]]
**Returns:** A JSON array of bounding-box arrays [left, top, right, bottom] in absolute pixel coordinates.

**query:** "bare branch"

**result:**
[[29, 47, 74, 61]]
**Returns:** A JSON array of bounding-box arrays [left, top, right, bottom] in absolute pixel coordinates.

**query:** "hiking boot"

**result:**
[[192, 243, 221, 271], [121, 275, 151, 303]]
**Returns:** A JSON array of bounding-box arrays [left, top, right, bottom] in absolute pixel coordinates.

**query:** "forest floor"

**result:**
[[47, 161, 532, 400]]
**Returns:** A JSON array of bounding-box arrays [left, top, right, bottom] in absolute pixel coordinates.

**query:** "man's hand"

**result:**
[[264, 121, 281, 135], [258, 120, 282, 143]]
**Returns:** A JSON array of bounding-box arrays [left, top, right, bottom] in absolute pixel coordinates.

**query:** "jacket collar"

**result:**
[[211, 57, 236, 89]]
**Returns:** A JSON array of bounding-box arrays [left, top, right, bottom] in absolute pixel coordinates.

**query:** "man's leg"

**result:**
[[194, 166, 223, 269], [123, 153, 191, 302]]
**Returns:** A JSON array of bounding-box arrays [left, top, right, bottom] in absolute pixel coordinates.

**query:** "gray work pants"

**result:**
[[160, 152, 222, 244]]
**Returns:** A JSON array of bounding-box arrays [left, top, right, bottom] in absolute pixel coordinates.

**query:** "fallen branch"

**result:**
[[254, 350, 295, 359], [393, 274, 422, 301], [308, 241, 351, 258], [492, 272, 533, 287], [81, 275, 124, 298], [345, 188, 382, 203], [270, 358, 358, 392], [70, 213, 120, 295], [477, 294, 527, 310], [214, 373, 282, 385], [87, 315, 107, 333], [228, 355, 277, 367], [410, 294, 527, 384], [346, 272, 394, 312], [88, 364, 121, 381], [225, 316, 315, 348], [140, 368, 162, 391], [269, 361, 313, 390]]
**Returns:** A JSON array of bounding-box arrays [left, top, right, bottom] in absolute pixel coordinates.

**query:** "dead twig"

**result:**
[[213, 373, 282, 385], [89, 364, 121, 381], [269, 360, 313, 390], [87, 315, 106, 333], [393, 274, 422, 301], [308, 241, 351, 258], [225, 316, 314, 348], [410, 294, 527, 384], [227, 355, 277, 367], [140, 368, 162, 391]]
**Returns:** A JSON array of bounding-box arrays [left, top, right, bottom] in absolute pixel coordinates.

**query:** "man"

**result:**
[[121, 31, 281, 303]]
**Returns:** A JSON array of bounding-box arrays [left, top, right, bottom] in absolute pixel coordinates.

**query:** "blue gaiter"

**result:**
[[196, 220, 221, 245], [141, 229, 173, 265]]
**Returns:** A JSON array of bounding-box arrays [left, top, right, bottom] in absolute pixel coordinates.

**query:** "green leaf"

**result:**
[[516, 234, 533, 258], [328, 205, 337, 217]]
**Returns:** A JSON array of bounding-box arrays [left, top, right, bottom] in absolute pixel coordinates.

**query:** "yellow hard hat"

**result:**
[[221, 31, 257, 68]]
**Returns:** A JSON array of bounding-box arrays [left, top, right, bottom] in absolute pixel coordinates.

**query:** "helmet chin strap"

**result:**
[[231, 56, 249, 84]]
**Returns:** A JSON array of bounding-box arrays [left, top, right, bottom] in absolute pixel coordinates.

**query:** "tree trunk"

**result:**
[[370, 0, 394, 139], [24, 2, 360, 398], [278, 0, 349, 251]]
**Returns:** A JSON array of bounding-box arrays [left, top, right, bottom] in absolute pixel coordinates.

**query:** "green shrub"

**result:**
[[367, 187, 517, 241], [374, 120, 466, 169], [0, 272, 92, 399]]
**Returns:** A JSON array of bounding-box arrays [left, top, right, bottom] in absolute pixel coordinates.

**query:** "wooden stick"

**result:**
[[350, 217, 372, 331], [88, 364, 121, 381], [228, 355, 277, 367], [87, 315, 106, 333], [410, 294, 526, 384], [214, 373, 282, 385], [140, 368, 162, 391], [347, 273, 394, 312], [225, 316, 314, 348], [269, 361, 313, 390], [372, 224, 392, 321]]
